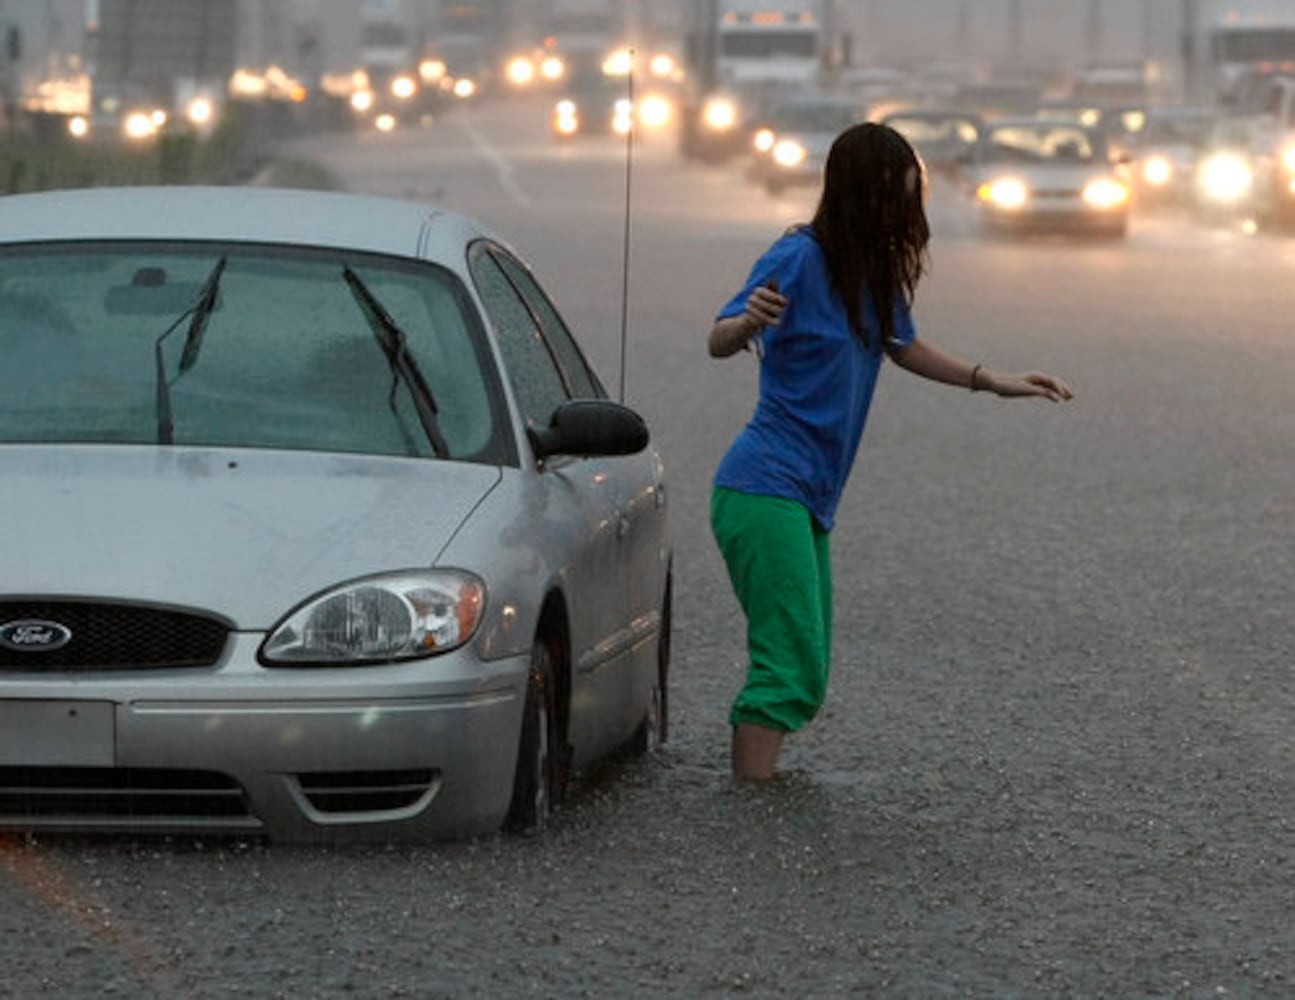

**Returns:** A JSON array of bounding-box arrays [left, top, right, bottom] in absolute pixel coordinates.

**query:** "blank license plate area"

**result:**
[[0, 700, 115, 766]]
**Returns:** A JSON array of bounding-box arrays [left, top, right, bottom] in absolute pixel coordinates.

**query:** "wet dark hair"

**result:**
[[810, 122, 930, 350]]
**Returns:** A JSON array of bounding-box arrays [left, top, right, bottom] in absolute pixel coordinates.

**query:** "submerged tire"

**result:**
[[504, 639, 559, 834]]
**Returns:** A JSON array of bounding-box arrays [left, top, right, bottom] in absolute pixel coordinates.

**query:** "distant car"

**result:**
[[0, 186, 672, 843], [1191, 114, 1276, 226], [552, 71, 633, 139], [1122, 105, 1220, 207], [748, 94, 862, 193], [960, 117, 1131, 238], [880, 108, 983, 178]]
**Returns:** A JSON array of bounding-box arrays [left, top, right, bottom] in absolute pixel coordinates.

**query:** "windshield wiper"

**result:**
[[154, 257, 226, 444], [343, 265, 449, 458]]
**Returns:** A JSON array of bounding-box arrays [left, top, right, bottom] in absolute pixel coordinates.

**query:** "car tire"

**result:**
[[504, 639, 559, 834]]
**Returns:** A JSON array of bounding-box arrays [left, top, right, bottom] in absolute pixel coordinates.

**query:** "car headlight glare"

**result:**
[[703, 97, 738, 131], [261, 570, 485, 665], [979, 177, 1029, 210], [772, 139, 807, 168], [1082, 177, 1130, 209], [1198, 152, 1253, 203], [1142, 155, 1173, 186], [1282, 145, 1295, 173], [638, 94, 672, 129]]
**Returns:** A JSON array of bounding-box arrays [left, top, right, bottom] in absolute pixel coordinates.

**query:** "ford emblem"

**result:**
[[0, 620, 73, 652]]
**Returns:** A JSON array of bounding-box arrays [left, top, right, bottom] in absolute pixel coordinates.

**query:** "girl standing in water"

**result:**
[[709, 122, 1073, 780]]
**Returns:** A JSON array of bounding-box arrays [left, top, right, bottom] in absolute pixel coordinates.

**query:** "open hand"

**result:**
[[986, 370, 1074, 402]]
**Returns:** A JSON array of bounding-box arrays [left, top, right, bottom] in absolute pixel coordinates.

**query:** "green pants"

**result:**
[[711, 487, 833, 733]]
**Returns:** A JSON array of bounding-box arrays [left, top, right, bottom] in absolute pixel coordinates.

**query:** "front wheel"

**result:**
[[504, 639, 559, 834]]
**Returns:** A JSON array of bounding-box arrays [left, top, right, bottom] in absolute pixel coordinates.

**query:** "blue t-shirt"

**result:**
[[714, 226, 916, 531]]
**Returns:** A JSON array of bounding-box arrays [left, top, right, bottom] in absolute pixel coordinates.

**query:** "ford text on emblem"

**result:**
[[0, 620, 74, 652]]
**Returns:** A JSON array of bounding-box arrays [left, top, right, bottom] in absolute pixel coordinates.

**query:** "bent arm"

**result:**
[[709, 283, 788, 359], [889, 337, 1074, 402], [709, 313, 761, 358]]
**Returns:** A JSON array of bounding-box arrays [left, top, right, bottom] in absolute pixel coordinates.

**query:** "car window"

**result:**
[[469, 246, 570, 431], [887, 116, 980, 145], [0, 242, 510, 463], [770, 103, 857, 133], [987, 124, 1097, 162], [488, 249, 604, 400]]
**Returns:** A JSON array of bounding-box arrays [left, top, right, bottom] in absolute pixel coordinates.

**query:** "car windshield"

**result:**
[[886, 115, 980, 146], [1139, 113, 1217, 147], [767, 102, 858, 133], [985, 123, 1099, 163], [0, 241, 509, 462]]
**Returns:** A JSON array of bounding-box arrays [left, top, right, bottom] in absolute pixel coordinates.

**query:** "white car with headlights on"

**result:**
[[748, 94, 862, 194], [960, 117, 1131, 239], [0, 186, 671, 843], [1122, 105, 1219, 209]]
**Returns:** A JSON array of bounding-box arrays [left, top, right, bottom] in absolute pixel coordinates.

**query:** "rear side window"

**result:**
[[469, 246, 570, 433], [489, 250, 604, 400]]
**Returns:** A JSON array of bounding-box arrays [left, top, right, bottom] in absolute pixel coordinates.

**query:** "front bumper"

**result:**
[[981, 200, 1128, 236], [0, 635, 530, 842]]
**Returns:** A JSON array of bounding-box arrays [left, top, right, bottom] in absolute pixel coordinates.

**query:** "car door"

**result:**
[[468, 243, 635, 757], [490, 251, 668, 713]]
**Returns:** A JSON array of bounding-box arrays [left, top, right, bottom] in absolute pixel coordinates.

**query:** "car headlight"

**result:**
[[772, 138, 807, 168], [123, 110, 158, 141], [637, 94, 672, 129], [753, 127, 775, 153], [390, 75, 418, 100], [260, 570, 485, 665], [540, 56, 565, 81], [1082, 177, 1130, 209], [703, 96, 738, 131], [506, 56, 536, 87], [1282, 143, 1295, 174], [978, 176, 1029, 210], [1198, 152, 1253, 203], [1141, 155, 1173, 186]]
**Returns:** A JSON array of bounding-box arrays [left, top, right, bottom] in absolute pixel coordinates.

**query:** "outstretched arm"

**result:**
[[888, 337, 1074, 402]]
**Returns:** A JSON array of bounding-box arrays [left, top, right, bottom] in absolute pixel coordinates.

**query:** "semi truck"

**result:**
[[1189, 0, 1295, 105], [678, 0, 832, 162], [86, 0, 237, 140]]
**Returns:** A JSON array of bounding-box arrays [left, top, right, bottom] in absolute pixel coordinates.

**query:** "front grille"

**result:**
[[0, 601, 229, 670], [0, 767, 250, 820], [296, 769, 440, 814]]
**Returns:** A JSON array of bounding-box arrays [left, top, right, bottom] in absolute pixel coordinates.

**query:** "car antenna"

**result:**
[[617, 48, 635, 404]]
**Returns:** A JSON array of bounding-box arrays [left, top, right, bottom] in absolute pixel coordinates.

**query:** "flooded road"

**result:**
[[3, 96, 1293, 998]]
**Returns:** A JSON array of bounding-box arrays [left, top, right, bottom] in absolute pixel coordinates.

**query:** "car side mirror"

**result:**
[[528, 399, 649, 460]]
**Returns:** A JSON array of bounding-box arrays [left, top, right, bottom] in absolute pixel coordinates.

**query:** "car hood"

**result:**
[[4, 445, 502, 629]]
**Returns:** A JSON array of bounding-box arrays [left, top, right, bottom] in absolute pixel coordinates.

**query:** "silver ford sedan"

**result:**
[[0, 186, 671, 843]]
